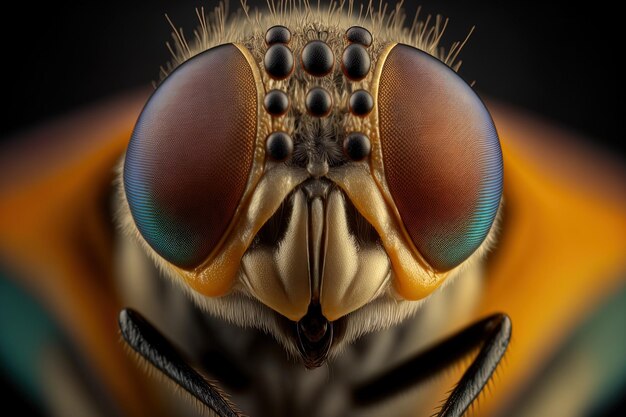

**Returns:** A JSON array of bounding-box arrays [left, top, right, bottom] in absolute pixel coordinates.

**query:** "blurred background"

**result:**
[[1, 1, 624, 415]]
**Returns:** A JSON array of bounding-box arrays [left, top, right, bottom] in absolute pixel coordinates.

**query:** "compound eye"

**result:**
[[124, 44, 258, 269], [378, 44, 503, 272]]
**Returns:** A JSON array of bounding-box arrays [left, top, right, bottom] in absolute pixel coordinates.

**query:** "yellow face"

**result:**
[[119, 17, 503, 361]]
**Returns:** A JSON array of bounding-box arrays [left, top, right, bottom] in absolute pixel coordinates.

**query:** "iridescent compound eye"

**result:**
[[378, 44, 503, 272], [124, 44, 258, 269]]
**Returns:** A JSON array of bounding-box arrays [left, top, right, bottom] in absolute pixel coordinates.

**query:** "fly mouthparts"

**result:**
[[301, 177, 333, 200], [295, 303, 333, 368]]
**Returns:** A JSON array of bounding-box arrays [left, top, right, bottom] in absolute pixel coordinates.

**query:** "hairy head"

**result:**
[[116, 0, 502, 365]]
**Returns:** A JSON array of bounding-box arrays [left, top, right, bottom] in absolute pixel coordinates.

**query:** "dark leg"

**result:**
[[119, 308, 242, 417], [352, 313, 511, 417]]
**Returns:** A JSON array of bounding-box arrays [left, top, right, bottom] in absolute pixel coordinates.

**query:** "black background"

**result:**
[[2, 0, 624, 158], [1, 1, 624, 416]]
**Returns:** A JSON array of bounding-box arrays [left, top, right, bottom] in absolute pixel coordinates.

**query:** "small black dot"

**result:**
[[341, 44, 371, 81], [345, 26, 372, 47], [343, 132, 371, 161], [305, 87, 332, 117], [264, 90, 290, 116], [349, 90, 373, 116], [266, 131, 293, 161], [265, 25, 291, 45], [264, 44, 294, 80], [301, 40, 334, 77]]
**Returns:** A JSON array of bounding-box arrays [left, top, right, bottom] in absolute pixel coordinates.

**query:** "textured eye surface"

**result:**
[[378, 44, 503, 272], [124, 44, 257, 269]]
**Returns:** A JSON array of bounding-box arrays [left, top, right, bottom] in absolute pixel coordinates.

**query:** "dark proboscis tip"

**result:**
[[296, 303, 333, 369]]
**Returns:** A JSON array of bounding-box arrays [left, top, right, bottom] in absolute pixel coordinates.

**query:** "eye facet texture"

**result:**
[[378, 44, 503, 272], [124, 44, 257, 269]]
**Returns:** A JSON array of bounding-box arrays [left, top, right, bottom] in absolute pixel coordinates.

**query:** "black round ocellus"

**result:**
[[266, 131, 293, 161], [264, 90, 290, 116], [265, 25, 291, 45], [349, 90, 373, 116], [264, 44, 294, 80], [341, 44, 371, 81], [301, 40, 335, 77], [343, 132, 371, 161], [345, 26, 372, 47], [305, 87, 332, 117]]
